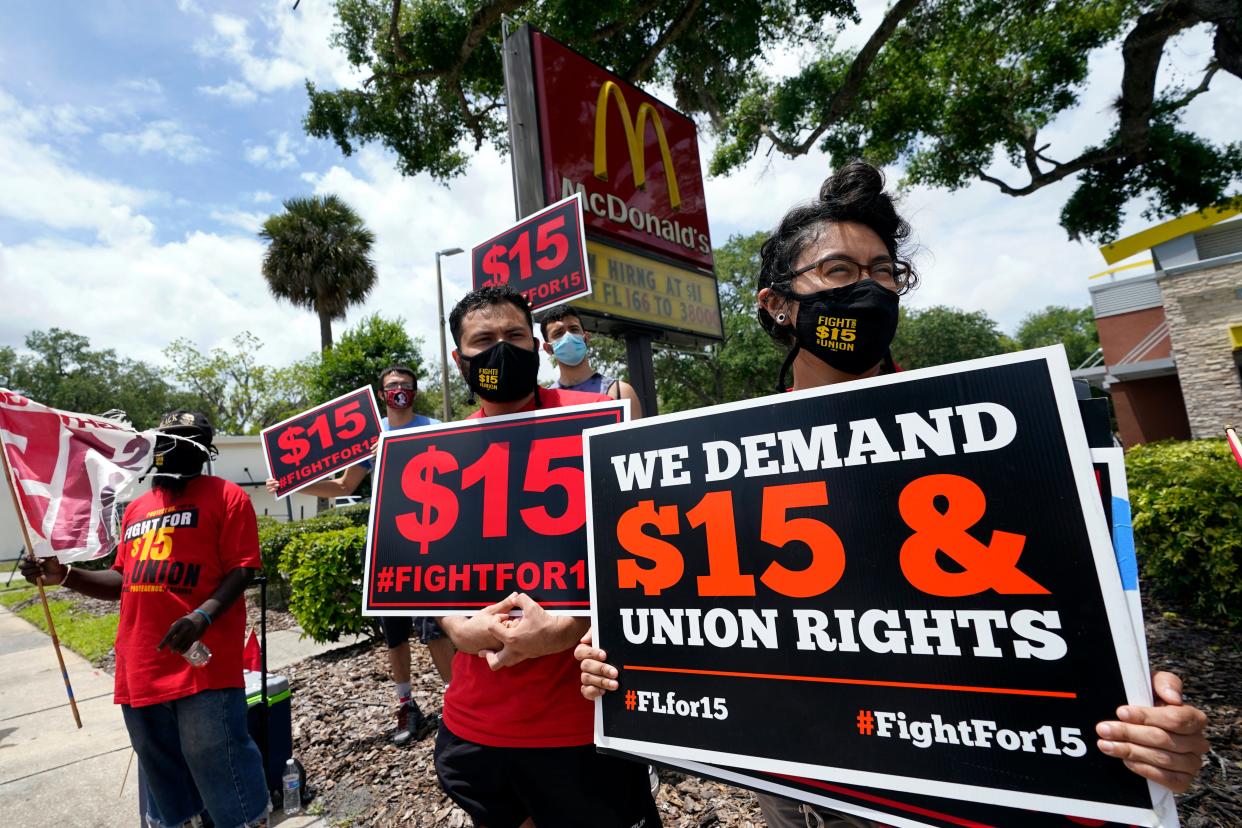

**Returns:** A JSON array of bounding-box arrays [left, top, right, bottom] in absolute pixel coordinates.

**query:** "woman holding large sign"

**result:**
[[576, 160, 1209, 827]]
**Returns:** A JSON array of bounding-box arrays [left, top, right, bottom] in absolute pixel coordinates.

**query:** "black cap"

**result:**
[[157, 410, 214, 444]]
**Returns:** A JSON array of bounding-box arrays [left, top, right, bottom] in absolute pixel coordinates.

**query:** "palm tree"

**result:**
[[259, 194, 377, 352]]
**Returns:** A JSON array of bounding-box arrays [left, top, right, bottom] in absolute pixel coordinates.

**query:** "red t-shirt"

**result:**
[[111, 476, 262, 707], [443, 386, 609, 748]]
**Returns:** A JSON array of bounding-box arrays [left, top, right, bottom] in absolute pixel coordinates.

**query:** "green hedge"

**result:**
[[256, 504, 371, 610], [281, 525, 373, 643], [1128, 438, 1242, 624]]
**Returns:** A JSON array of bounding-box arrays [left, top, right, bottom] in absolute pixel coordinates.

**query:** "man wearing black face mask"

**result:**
[[432, 285, 661, 828], [22, 410, 270, 828], [264, 365, 451, 745]]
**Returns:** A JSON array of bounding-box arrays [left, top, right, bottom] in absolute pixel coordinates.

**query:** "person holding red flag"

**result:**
[[22, 410, 270, 828]]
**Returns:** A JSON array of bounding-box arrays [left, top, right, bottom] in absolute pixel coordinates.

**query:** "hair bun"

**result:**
[[818, 159, 886, 206]]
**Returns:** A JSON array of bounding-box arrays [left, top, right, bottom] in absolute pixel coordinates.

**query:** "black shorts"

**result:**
[[380, 616, 445, 649], [434, 722, 661, 828]]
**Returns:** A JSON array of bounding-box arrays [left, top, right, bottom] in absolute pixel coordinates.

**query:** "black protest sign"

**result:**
[[261, 386, 383, 499], [616, 451, 1160, 828], [364, 399, 627, 615], [472, 193, 591, 313], [584, 348, 1159, 825]]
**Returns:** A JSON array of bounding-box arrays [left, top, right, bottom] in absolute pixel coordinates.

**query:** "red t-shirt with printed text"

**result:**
[[442, 386, 607, 748], [111, 475, 262, 707]]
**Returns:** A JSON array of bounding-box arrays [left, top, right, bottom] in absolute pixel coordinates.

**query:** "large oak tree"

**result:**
[[305, 0, 1241, 241]]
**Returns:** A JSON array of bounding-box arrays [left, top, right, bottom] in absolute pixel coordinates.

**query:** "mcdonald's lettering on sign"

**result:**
[[530, 33, 713, 271]]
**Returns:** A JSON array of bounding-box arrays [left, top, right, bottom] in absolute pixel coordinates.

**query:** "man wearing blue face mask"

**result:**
[[538, 305, 643, 419]]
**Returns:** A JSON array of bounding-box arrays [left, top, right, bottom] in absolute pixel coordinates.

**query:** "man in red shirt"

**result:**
[[21, 410, 269, 828], [432, 286, 661, 828]]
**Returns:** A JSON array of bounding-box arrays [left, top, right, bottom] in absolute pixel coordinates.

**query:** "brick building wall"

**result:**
[[1159, 258, 1242, 438]]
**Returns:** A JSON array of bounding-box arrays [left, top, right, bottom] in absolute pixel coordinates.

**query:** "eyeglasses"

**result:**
[[791, 254, 911, 291], [383, 381, 415, 391]]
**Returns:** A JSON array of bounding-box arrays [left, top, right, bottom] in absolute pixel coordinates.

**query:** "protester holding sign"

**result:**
[[433, 285, 661, 828], [21, 410, 270, 828], [576, 161, 1209, 826], [266, 365, 450, 746], [539, 303, 643, 419]]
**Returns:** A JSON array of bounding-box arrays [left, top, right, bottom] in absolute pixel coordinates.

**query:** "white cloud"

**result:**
[[197, 79, 258, 105], [119, 78, 164, 97], [210, 208, 267, 234], [252, 191, 276, 203], [100, 120, 212, 163], [191, 1, 363, 101], [244, 132, 300, 169], [0, 90, 154, 244]]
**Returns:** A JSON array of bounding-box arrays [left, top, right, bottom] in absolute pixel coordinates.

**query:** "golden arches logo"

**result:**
[[593, 81, 682, 210]]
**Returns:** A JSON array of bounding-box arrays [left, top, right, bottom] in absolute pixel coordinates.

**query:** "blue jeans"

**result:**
[[123, 688, 269, 828]]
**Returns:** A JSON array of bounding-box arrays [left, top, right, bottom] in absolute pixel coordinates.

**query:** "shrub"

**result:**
[[256, 504, 372, 608], [1127, 438, 1242, 624], [280, 526, 373, 643]]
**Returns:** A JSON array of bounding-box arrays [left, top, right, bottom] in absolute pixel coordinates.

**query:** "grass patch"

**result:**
[[0, 584, 118, 665]]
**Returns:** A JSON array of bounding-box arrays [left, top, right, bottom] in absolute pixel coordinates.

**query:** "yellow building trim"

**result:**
[[1230, 324, 1242, 351], [1087, 259, 1153, 280], [1099, 203, 1242, 265]]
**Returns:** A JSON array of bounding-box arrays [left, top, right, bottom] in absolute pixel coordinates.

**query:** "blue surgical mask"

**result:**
[[551, 333, 588, 366]]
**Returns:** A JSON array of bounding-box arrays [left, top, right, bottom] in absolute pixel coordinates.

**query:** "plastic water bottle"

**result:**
[[181, 641, 211, 668], [282, 758, 302, 816]]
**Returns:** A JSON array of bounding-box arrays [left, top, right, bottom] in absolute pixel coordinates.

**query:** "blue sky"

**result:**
[[1, 0, 1239, 375]]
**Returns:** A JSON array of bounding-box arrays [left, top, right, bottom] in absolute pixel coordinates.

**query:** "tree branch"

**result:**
[[388, 0, 412, 65], [591, 0, 664, 43], [757, 0, 923, 156], [625, 0, 704, 84], [973, 0, 1224, 197], [459, 0, 528, 67]]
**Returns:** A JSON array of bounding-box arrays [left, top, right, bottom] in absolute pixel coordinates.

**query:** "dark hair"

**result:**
[[757, 160, 918, 345], [378, 364, 417, 388], [449, 285, 534, 348], [536, 304, 582, 339]]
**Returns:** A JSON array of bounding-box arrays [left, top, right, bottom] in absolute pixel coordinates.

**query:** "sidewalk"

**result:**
[[0, 595, 363, 827]]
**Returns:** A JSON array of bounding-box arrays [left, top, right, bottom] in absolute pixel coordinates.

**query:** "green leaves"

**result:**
[[1014, 305, 1099, 369], [305, 0, 1240, 242], [163, 332, 307, 434], [259, 193, 378, 351], [889, 304, 1012, 369], [1127, 439, 1242, 625]]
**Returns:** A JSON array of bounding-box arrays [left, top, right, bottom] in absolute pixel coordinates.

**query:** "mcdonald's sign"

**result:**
[[527, 33, 714, 272]]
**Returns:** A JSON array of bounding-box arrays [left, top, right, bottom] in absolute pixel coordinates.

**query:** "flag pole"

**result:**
[[0, 432, 82, 728]]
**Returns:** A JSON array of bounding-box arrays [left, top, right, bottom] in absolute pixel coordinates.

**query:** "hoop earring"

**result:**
[[776, 312, 787, 324]]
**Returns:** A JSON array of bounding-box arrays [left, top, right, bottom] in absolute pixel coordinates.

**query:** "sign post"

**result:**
[[503, 24, 726, 416]]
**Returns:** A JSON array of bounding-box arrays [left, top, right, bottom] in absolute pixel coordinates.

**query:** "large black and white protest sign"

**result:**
[[584, 347, 1166, 826], [363, 400, 627, 616], [616, 449, 1162, 828]]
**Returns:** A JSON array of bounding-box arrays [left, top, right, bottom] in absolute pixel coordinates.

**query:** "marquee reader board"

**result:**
[[616, 449, 1164, 828], [583, 346, 1170, 826], [261, 386, 383, 499], [363, 399, 627, 616]]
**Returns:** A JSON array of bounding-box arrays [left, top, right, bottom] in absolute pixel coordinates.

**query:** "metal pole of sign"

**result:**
[[624, 330, 659, 417], [436, 248, 464, 422]]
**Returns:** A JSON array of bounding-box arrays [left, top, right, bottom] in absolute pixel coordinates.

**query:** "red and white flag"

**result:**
[[1227, 426, 1242, 469], [0, 389, 155, 562]]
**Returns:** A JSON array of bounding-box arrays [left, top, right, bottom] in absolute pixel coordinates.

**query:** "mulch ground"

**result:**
[[284, 598, 1241, 827]]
